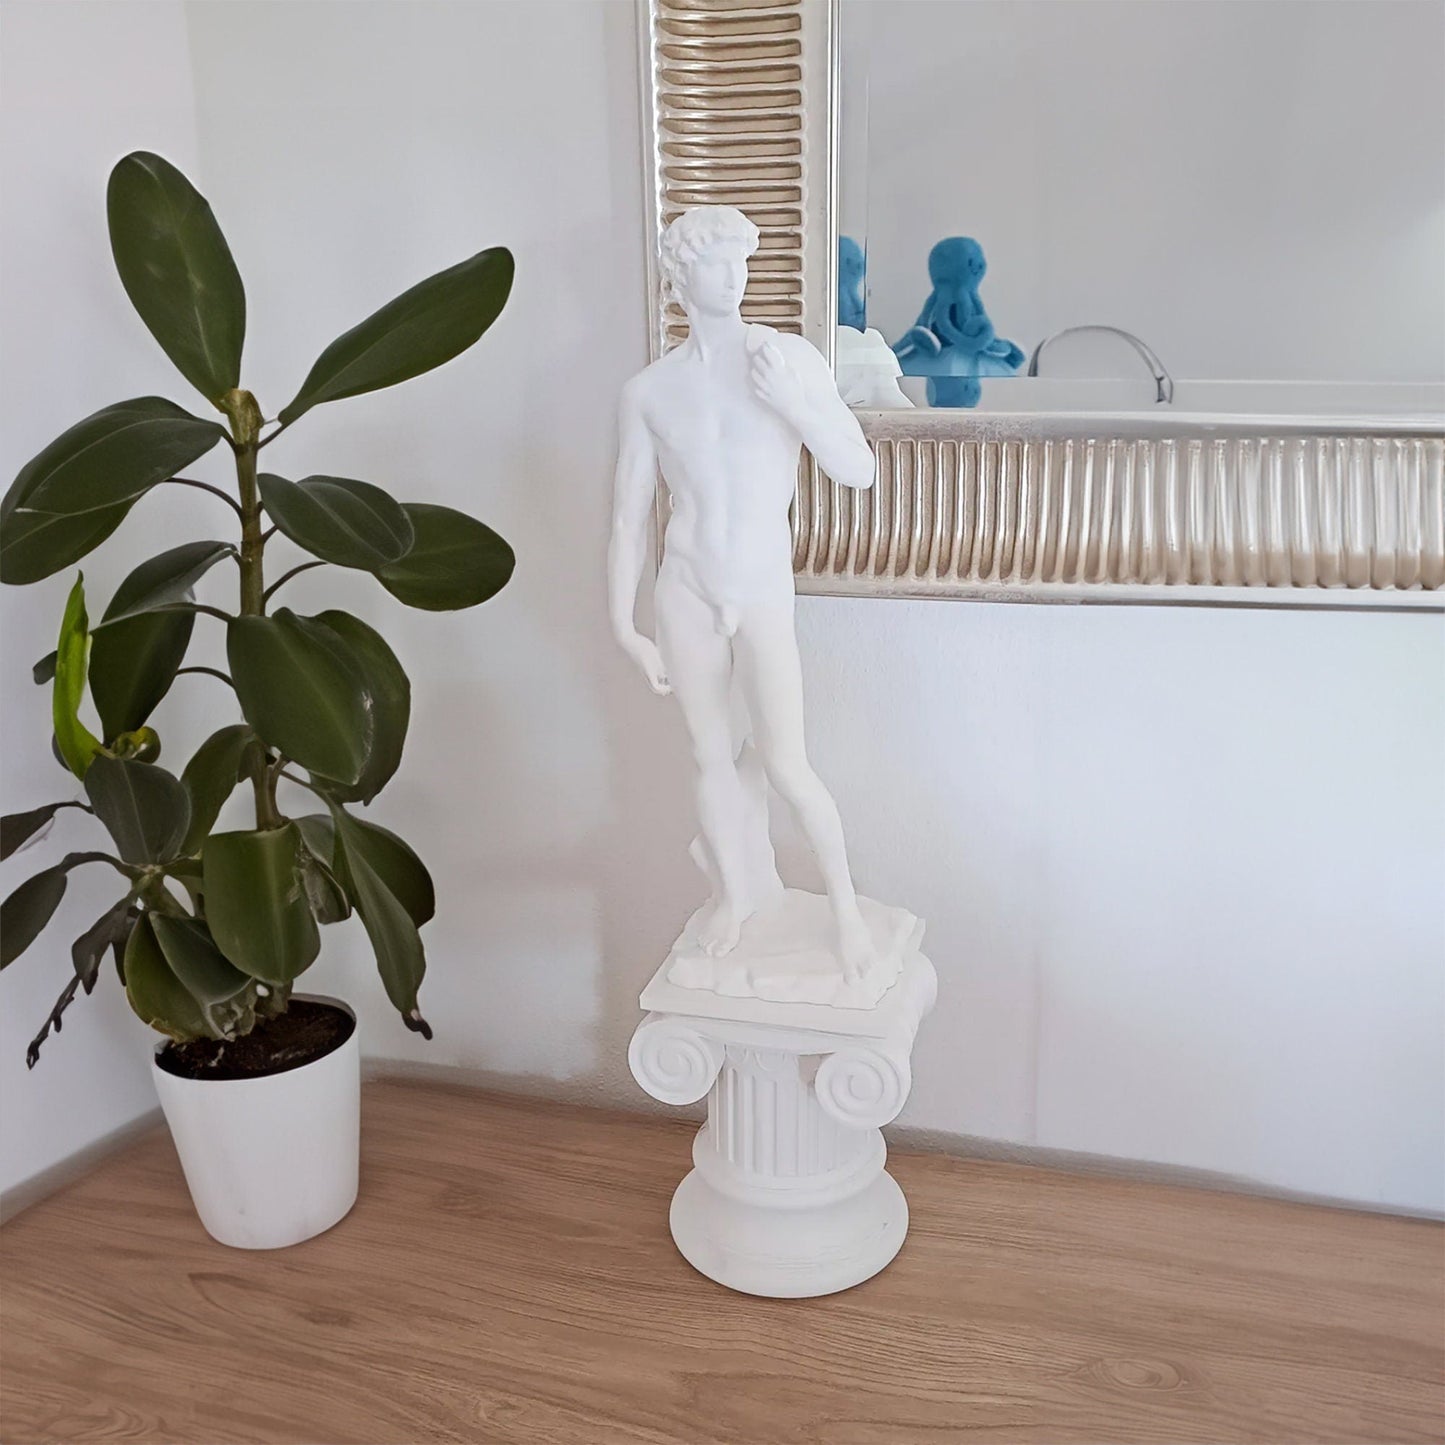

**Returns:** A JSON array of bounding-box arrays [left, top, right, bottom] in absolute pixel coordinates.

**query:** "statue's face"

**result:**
[[680, 243, 749, 317]]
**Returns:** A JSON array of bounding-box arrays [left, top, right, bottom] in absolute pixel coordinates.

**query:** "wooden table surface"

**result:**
[[2, 1079, 1441, 1444]]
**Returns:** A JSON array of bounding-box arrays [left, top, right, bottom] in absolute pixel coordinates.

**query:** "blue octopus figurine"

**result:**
[[838, 234, 866, 330], [892, 237, 1024, 407]]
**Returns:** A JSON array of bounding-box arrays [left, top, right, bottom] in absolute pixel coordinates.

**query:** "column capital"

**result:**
[[628, 1013, 725, 1105], [814, 1043, 912, 1129]]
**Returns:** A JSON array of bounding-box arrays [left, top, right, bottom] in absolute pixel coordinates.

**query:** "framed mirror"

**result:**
[[640, 0, 1443, 606]]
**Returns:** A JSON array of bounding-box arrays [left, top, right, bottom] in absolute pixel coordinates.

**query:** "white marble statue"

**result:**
[[836, 324, 915, 409], [610, 205, 915, 1007]]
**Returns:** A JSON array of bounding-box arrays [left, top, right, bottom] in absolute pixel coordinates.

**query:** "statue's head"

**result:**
[[928, 237, 987, 290], [661, 205, 760, 318]]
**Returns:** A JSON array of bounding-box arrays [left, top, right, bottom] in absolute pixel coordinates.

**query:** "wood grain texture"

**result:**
[[2, 1080, 1441, 1445]]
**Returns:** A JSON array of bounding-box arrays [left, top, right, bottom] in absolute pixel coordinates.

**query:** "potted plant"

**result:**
[[0, 152, 514, 1248]]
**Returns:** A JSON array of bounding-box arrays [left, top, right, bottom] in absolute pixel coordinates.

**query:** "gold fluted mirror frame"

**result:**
[[637, 0, 1443, 608]]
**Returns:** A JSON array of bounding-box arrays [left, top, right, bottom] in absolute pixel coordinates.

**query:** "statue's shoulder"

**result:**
[[765, 329, 829, 372], [620, 362, 662, 414], [624, 348, 684, 404]]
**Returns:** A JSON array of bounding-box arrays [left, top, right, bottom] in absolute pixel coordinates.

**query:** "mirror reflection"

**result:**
[[836, 0, 1445, 413]]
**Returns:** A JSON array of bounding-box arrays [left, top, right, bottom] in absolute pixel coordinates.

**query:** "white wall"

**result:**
[[841, 0, 1445, 388], [4, 1, 1442, 1215], [0, 0, 222, 1198], [178, 0, 687, 1105], [795, 599, 1444, 1211]]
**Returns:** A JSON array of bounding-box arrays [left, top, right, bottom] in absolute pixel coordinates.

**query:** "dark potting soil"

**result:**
[[156, 1000, 354, 1082]]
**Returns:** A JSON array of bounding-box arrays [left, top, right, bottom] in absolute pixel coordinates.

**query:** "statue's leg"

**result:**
[[736, 736, 784, 911], [687, 832, 722, 905], [732, 599, 875, 978], [689, 727, 783, 917], [656, 577, 754, 957]]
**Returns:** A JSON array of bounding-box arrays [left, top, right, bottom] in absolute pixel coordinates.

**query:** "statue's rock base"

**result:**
[[669, 888, 919, 1009], [629, 941, 937, 1299]]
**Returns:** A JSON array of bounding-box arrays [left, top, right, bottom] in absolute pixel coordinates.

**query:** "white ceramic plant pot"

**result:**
[[152, 995, 360, 1250]]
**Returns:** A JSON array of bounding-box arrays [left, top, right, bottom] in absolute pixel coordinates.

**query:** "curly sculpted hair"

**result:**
[[659, 206, 760, 297]]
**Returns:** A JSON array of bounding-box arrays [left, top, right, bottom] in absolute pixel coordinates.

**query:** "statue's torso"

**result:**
[[636, 340, 801, 606]]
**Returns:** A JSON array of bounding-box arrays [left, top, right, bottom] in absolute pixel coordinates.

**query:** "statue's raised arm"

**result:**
[[745, 327, 877, 490]]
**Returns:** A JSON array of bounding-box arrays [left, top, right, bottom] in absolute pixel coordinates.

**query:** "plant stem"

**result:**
[[136, 874, 186, 917], [236, 442, 265, 618], [164, 476, 245, 520], [176, 666, 234, 687], [60, 851, 139, 879], [261, 560, 326, 605], [266, 754, 288, 819], [278, 768, 327, 797], [224, 389, 281, 831]]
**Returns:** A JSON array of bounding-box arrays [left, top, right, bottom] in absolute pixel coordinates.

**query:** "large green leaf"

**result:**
[[309, 611, 409, 804], [1, 800, 89, 861], [72, 899, 138, 993], [377, 504, 514, 611], [328, 805, 430, 1036], [341, 814, 434, 927], [91, 614, 193, 742], [87, 541, 236, 739], [257, 474, 413, 571], [201, 824, 319, 985], [299, 811, 432, 927], [293, 815, 351, 922], [227, 609, 374, 785], [84, 756, 191, 865], [1, 866, 69, 969], [296, 830, 352, 925], [33, 540, 233, 687], [179, 724, 254, 855], [123, 914, 213, 1041], [278, 246, 513, 427], [2, 398, 226, 528], [107, 151, 246, 404], [0, 850, 125, 968], [103, 540, 236, 625], [292, 814, 336, 865], [26, 900, 136, 1067], [0, 505, 131, 588], [150, 915, 258, 1038], [51, 576, 104, 778]]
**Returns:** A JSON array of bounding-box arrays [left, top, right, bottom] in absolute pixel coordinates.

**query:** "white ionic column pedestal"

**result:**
[[628, 949, 937, 1298]]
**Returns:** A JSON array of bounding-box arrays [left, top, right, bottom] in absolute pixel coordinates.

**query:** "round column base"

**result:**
[[668, 1165, 909, 1298]]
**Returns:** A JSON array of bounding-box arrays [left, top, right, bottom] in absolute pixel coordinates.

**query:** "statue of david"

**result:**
[[609, 206, 892, 990]]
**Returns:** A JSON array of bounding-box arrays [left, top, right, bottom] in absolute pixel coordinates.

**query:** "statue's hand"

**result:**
[[622, 634, 671, 696], [748, 337, 807, 424]]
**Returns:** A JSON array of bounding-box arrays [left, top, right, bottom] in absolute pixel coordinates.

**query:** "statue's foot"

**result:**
[[836, 906, 877, 983], [697, 901, 744, 957]]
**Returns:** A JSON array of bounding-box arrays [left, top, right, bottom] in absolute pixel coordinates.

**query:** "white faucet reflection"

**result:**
[[1026, 326, 1175, 404]]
